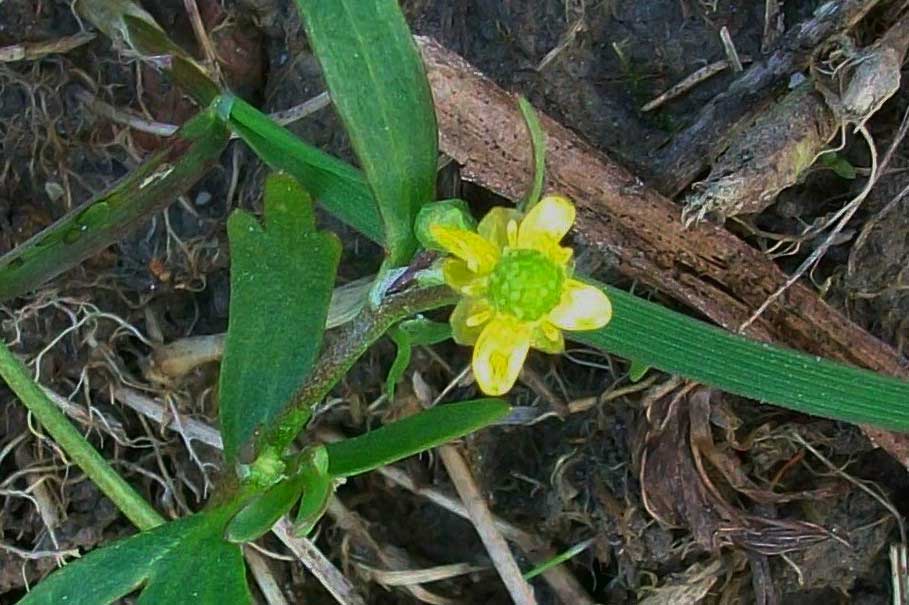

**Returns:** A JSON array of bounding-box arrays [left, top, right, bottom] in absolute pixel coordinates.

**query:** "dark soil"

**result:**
[[1, 0, 908, 604]]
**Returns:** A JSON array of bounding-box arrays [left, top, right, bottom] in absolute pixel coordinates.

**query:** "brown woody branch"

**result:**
[[417, 37, 909, 466]]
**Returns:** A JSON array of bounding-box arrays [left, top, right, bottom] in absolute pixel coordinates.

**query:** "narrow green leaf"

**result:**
[[294, 0, 439, 264], [575, 279, 909, 430], [293, 471, 332, 538], [522, 538, 593, 581], [78, 2, 388, 245], [0, 109, 228, 303], [385, 329, 413, 402], [820, 151, 857, 180], [628, 359, 650, 383], [225, 473, 307, 543], [326, 399, 509, 478], [518, 97, 546, 211], [18, 509, 251, 605], [220, 174, 341, 463], [398, 318, 454, 345], [223, 96, 384, 244]]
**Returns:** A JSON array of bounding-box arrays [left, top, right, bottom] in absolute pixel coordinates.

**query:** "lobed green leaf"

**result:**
[[18, 509, 251, 605], [219, 174, 341, 464]]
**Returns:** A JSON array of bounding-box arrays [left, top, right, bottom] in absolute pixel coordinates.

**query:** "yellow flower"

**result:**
[[430, 195, 613, 395]]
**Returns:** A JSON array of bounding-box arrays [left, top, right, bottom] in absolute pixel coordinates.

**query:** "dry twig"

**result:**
[[438, 443, 538, 605], [648, 0, 882, 196], [273, 518, 368, 605], [244, 547, 291, 605], [641, 57, 752, 113], [0, 33, 95, 62]]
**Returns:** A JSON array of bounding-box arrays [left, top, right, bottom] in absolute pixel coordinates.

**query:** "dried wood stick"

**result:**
[[641, 57, 752, 113], [416, 36, 909, 467], [682, 83, 838, 222], [438, 444, 538, 605], [273, 518, 368, 605], [326, 497, 464, 605], [244, 547, 291, 605]]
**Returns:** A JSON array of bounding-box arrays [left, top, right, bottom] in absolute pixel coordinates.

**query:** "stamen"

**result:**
[[506, 219, 518, 248]]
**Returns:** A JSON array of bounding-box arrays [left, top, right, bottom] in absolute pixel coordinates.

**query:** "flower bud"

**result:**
[[414, 199, 476, 251]]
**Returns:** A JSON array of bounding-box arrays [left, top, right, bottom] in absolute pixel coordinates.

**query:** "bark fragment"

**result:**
[[647, 0, 882, 197], [417, 36, 909, 467], [683, 84, 838, 222]]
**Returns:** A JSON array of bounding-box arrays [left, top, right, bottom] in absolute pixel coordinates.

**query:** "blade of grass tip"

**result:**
[[218, 95, 386, 245], [0, 341, 163, 530], [517, 96, 546, 211], [575, 277, 909, 431], [0, 108, 229, 303], [295, 0, 439, 265], [77, 0, 220, 105], [523, 538, 594, 581]]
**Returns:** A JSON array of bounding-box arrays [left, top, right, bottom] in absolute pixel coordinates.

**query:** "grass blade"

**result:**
[[77, 0, 219, 105], [221, 96, 385, 244], [576, 279, 909, 430], [326, 399, 509, 478], [0, 108, 228, 301], [517, 96, 546, 211], [294, 0, 438, 264]]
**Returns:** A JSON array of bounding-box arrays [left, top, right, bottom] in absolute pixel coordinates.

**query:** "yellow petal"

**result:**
[[531, 321, 565, 354], [450, 298, 492, 345], [547, 279, 612, 331], [472, 316, 531, 396], [517, 195, 575, 251], [441, 259, 486, 296], [430, 225, 499, 274], [477, 207, 521, 250]]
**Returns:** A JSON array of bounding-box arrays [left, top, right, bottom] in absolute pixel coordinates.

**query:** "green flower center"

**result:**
[[488, 249, 565, 321]]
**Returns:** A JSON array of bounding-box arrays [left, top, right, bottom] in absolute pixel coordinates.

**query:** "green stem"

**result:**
[[254, 286, 456, 460], [0, 341, 164, 530]]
